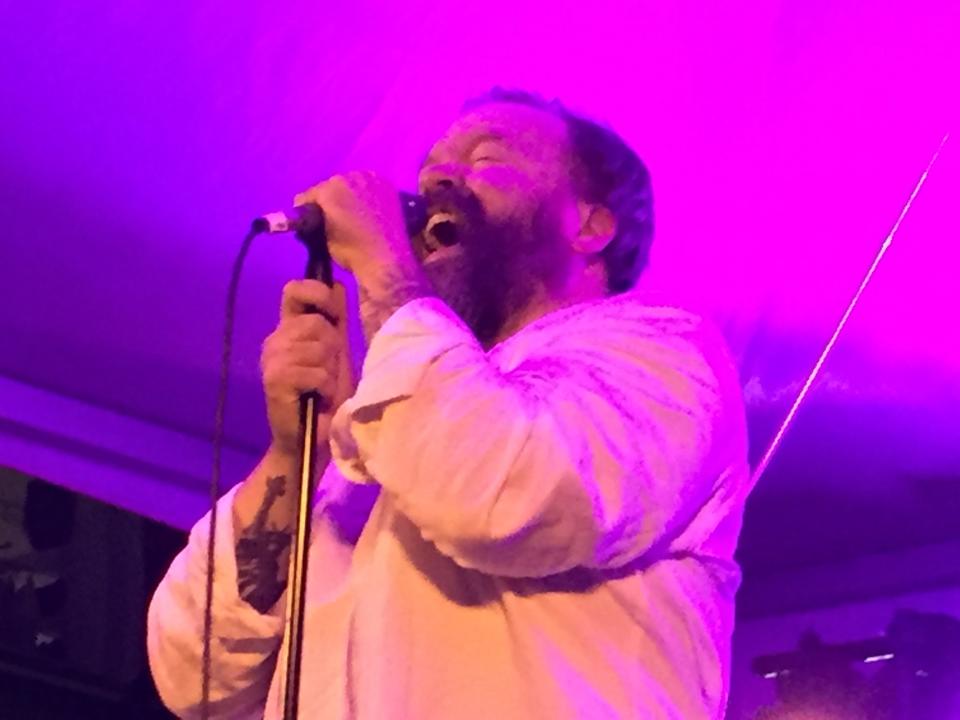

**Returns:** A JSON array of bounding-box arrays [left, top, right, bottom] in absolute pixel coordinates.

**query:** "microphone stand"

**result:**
[[281, 214, 332, 720], [275, 194, 425, 718]]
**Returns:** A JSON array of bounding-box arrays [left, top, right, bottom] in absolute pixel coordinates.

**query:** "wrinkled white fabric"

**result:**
[[148, 292, 750, 719]]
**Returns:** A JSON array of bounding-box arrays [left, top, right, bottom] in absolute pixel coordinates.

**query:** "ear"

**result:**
[[572, 202, 616, 255]]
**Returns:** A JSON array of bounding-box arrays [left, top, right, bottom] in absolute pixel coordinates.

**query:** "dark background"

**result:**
[[0, 471, 183, 719]]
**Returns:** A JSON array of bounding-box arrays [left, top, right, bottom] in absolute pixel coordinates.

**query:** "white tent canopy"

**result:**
[[1, 2, 957, 581]]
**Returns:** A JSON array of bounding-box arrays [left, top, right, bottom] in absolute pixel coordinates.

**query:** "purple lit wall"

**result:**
[[0, 2, 958, 705]]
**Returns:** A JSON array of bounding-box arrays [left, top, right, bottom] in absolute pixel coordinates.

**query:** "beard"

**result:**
[[417, 186, 567, 347]]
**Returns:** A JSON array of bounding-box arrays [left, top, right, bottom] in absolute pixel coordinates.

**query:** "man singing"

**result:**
[[148, 89, 751, 719]]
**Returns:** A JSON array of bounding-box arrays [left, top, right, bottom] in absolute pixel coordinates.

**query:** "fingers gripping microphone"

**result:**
[[253, 191, 428, 237], [253, 192, 428, 287]]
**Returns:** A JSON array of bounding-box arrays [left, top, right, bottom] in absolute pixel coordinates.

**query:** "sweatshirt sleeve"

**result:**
[[146, 484, 283, 719], [330, 297, 744, 578], [146, 463, 376, 718]]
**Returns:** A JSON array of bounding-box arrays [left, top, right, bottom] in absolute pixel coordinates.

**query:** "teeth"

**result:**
[[426, 212, 457, 234]]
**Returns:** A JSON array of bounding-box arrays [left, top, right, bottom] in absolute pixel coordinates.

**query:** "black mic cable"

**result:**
[[200, 220, 256, 720]]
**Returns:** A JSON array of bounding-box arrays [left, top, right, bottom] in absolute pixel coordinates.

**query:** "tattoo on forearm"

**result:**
[[236, 475, 292, 613], [358, 264, 434, 342]]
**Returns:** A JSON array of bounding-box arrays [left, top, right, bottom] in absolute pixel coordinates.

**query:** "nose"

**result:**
[[419, 162, 467, 195]]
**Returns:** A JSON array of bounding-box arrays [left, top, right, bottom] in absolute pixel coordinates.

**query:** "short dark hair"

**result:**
[[463, 88, 654, 293]]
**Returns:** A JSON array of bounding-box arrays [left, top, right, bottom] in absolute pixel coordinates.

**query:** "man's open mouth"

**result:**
[[421, 212, 460, 257]]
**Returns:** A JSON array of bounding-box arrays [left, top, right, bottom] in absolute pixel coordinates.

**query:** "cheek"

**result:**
[[466, 166, 549, 221]]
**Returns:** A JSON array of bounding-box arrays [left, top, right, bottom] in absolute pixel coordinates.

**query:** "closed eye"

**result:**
[[470, 138, 508, 165], [471, 150, 507, 166]]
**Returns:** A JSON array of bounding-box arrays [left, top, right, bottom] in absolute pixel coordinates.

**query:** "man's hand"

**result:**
[[293, 171, 413, 283], [261, 279, 354, 460], [293, 172, 434, 341]]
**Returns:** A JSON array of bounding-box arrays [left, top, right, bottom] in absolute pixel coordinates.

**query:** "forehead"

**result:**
[[430, 101, 571, 160]]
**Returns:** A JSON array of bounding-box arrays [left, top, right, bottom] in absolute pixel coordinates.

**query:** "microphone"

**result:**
[[253, 191, 428, 237]]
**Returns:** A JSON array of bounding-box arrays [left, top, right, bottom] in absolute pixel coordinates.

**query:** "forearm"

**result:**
[[148, 446, 352, 717], [148, 471, 293, 718], [356, 258, 434, 343], [232, 443, 331, 613]]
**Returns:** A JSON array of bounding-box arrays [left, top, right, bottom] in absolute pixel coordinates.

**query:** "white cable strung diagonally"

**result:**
[[751, 132, 952, 487]]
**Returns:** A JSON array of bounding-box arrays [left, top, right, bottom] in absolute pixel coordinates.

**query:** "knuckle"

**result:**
[[296, 182, 324, 203], [302, 313, 325, 333], [262, 348, 286, 372], [282, 314, 306, 334], [314, 368, 333, 389], [287, 340, 316, 364], [261, 334, 280, 360], [266, 332, 292, 357], [307, 279, 331, 300], [262, 365, 281, 387]]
